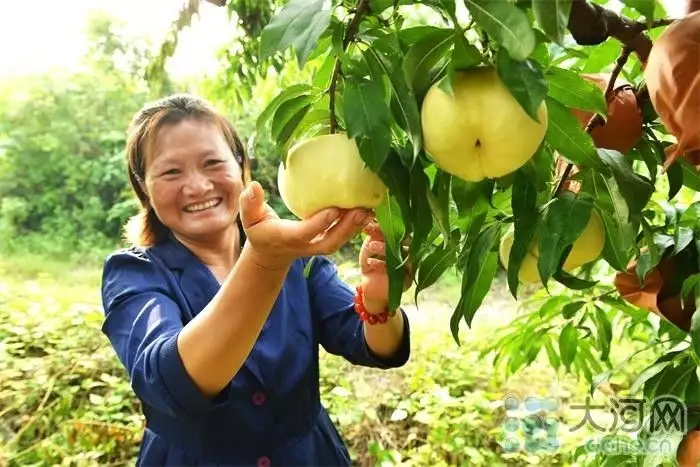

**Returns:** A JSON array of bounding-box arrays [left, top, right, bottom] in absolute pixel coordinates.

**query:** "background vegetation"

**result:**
[[1, 1, 698, 466]]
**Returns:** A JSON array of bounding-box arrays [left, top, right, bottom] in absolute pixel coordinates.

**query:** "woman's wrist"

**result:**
[[241, 243, 293, 272]]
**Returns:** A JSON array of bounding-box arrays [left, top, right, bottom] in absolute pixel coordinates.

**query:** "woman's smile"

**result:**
[[183, 197, 223, 214]]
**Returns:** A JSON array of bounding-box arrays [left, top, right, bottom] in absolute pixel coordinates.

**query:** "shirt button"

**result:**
[[252, 391, 266, 406], [257, 456, 271, 467]]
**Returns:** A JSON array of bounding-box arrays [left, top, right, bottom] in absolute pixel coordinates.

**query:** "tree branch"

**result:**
[[329, 0, 371, 134], [567, 0, 677, 63], [552, 45, 635, 198]]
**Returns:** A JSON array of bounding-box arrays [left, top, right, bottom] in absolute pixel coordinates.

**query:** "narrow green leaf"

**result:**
[[259, 0, 332, 67], [409, 163, 433, 263], [271, 95, 319, 148], [692, 310, 700, 360], [582, 171, 638, 271], [459, 224, 502, 327], [257, 84, 316, 134], [621, 0, 655, 20], [598, 149, 654, 219], [545, 97, 604, 171], [464, 0, 536, 61], [545, 66, 607, 115], [376, 194, 406, 263], [343, 79, 392, 172], [559, 323, 578, 370], [544, 336, 561, 370], [377, 150, 412, 228], [553, 269, 598, 290], [402, 28, 454, 100], [594, 306, 613, 361], [440, 30, 483, 96], [562, 301, 585, 319], [507, 170, 539, 297], [426, 173, 451, 240], [363, 39, 423, 165], [532, 0, 573, 44], [630, 361, 673, 395], [680, 159, 700, 191], [416, 242, 458, 294], [496, 49, 547, 123], [537, 191, 595, 285]]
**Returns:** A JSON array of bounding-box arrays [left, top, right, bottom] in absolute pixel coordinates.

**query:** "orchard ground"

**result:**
[[0, 250, 663, 466]]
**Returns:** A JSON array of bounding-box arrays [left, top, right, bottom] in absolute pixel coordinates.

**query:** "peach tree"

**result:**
[[154, 0, 700, 463]]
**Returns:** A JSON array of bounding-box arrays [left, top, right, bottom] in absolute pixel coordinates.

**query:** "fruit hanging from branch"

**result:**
[[421, 67, 548, 183], [277, 133, 387, 219], [569, 73, 643, 154], [644, 10, 700, 169]]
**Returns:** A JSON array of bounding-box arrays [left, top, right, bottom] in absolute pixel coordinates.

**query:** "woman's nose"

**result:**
[[182, 171, 213, 194]]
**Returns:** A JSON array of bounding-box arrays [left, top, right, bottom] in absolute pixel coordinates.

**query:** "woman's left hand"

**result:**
[[358, 220, 413, 314]]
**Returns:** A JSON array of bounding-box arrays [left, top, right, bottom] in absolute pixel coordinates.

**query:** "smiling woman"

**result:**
[[100, 93, 412, 466]]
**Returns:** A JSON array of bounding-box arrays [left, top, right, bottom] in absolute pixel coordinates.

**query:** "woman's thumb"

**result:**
[[239, 181, 265, 226]]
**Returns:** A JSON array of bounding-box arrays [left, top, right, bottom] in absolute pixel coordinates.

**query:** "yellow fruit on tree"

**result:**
[[421, 67, 548, 182], [277, 133, 387, 219], [499, 209, 605, 284]]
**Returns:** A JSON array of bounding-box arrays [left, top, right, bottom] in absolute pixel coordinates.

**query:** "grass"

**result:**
[[0, 252, 666, 466]]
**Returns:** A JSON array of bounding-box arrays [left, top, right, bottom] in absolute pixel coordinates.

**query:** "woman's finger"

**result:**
[[310, 208, 371, 254], [294, 207, 343, 242]]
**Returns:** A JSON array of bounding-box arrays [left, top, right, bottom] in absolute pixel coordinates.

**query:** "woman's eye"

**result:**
[[206, 159, 225, 167], [162, 169, 180, 176]]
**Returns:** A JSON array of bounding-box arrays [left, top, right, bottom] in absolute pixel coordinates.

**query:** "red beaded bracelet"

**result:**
[[353, 285, 395, 325]]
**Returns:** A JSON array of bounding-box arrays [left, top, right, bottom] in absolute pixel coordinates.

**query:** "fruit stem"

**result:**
[[328, 0, 371, 134], [551, 45, 635, 199]]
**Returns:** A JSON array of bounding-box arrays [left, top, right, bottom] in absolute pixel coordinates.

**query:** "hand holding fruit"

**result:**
[[239, 181, 373, 270], [358, 220, 413, 315]]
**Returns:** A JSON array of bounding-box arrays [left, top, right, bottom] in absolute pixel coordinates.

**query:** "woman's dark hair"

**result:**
[[123, 94, 251, 248]]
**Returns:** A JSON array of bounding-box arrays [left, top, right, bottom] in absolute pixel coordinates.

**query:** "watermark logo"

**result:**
[[500, 394, 687, 455]]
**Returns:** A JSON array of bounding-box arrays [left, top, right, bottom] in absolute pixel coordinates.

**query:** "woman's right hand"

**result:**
[[238, 181, 374, 270]]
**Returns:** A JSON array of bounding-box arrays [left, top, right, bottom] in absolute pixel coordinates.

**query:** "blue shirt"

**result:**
[[100, 233, 411, 466]]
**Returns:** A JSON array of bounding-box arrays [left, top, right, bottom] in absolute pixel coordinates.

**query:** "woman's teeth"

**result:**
[[184, 198, 222, 213]]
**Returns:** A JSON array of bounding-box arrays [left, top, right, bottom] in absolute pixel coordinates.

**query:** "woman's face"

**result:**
[[143, 118, 244, 242]]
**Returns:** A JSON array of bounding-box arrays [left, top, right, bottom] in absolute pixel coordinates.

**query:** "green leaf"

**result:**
[[597, 149, 654, 219], [458, 223, 502, 328], [559, 322, 578, 370], [584, 171, 638, 271], [544, 97, 604, 171], [496, 49, 547, 123], [536, 191, 595, 286], [692, 310, 700, 360], [376, 194, 405, 263], [426, 172, 451, 240], [630, 360, 673, 395], [259, 0, 333, 67], [562, 301, 585, 319], [402, 27, 454, 100], [439, 30, 483, 96], [271, 95, 318, 148], [594, 306, 613, 361], [415, 241, 458, 295], [409, 163, 433, 263], [532, 0, 573, 44], [583, 40, 622, 74], [257, 84, 318, 134], [621, 0, 655, 20], [343, 79, 391, 171], [553, 268, 598, 290], [464, 0, 536, 61], [507, 170, 539, 297], [363, 39, 423, 165], [376, 195, 406, 312], [377, 150, 412, 228], [680, 159, 700, 191], [545, 66, 607, 116], [667, 157, 683, 200]]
